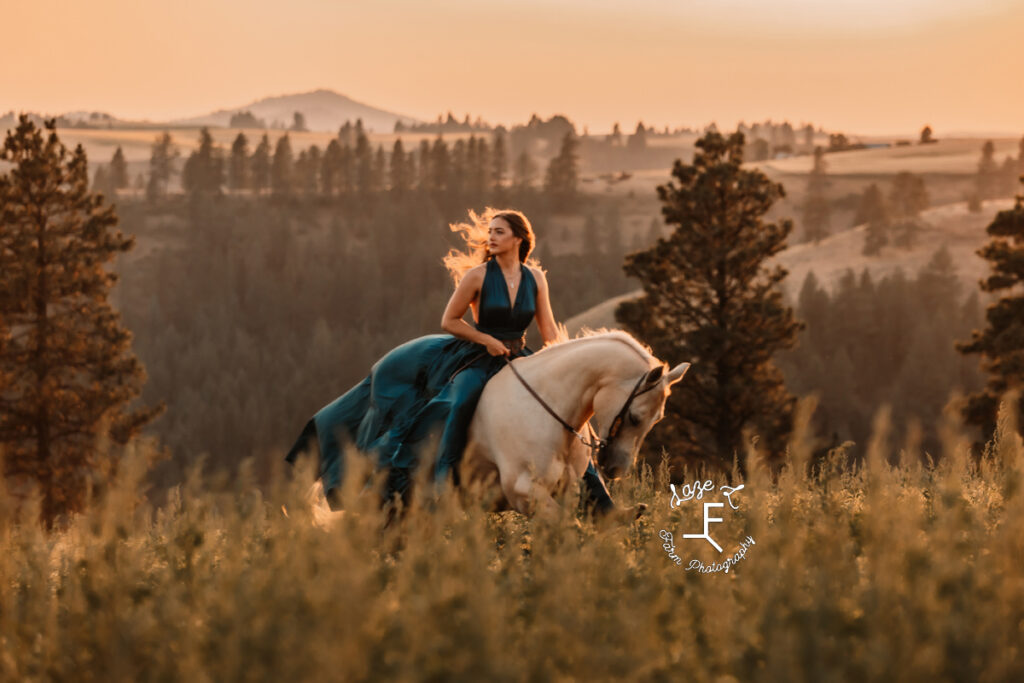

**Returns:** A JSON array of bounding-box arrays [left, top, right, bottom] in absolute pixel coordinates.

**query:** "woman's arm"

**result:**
[[441, 267, 509, 356], [532, 267, 559, 345]]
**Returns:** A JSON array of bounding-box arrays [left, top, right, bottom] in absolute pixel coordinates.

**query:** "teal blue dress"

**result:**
[[286, 257, 614, 509]]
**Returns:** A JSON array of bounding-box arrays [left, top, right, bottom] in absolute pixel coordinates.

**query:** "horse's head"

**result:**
[[593, 361, 690, 480]]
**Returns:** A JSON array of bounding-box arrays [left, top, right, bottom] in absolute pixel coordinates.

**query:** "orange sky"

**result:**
[[2, 0, 1022, 136]]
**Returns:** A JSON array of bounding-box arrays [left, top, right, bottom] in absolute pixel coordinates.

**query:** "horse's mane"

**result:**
[[540, 326, 658, 366]]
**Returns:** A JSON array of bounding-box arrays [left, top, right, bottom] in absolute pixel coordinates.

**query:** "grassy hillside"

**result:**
[[565, 198, 1013, 334], [2, 411, 1023, 680]]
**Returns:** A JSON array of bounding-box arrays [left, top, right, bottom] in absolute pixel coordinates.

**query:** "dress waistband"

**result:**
[[501, 335, 527, 354]]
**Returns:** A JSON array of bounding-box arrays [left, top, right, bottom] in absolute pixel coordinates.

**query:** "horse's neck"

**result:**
[[529, 339, 644, 431]]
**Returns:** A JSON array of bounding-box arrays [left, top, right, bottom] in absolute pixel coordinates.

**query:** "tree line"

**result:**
[[94, 122, 588, 213], [780, 249, 985, 457], [970, 138, 1024, 210]]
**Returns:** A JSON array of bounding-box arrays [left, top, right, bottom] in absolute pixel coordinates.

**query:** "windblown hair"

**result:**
[[443, 207, 540, 286]]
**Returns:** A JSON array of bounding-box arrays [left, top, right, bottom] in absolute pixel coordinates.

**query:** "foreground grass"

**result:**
[[2, 406, 1024, 682]]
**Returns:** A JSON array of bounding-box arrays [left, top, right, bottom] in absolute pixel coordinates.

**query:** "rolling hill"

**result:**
[[564, 198, 1015, 335]]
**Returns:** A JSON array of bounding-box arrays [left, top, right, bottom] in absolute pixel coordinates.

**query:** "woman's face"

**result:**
[[487, 217, 522, 258]]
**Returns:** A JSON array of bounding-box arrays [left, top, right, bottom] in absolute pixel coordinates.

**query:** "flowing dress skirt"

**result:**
[[286, 333, 530, 501]]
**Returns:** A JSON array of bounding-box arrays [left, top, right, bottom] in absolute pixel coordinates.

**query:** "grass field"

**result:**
[[2, 400, 1023, 680], [763, 138, 1022, 176]]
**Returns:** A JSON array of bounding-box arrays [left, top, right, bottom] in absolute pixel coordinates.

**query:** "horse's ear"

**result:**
[[666, 362, 690, 386], [645, 365, 664, 385]]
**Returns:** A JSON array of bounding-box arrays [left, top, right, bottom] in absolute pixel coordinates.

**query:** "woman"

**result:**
[[286, 208, 616, 512]]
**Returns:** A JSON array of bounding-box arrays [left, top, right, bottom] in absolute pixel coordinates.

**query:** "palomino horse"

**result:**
[[459, 330, 689, 516]]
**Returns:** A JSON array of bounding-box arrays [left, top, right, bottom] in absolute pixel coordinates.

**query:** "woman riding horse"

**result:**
[[286, 208, 619, 513]]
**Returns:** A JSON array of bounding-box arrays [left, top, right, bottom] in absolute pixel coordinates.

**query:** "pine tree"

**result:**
[[998, 156, 1019, 197], [889, 171, 929, 248], [916, 245, 960, 317], [182, 127, 225, 196], [338, 121, 353, 147], [250, 134, 272, 196], [145, 131, 179, 201], [608, 122, 623, 146], [975, 140, 998, 203], [802, 146, 831, 243], [465, 136, 479, 193], [389, 139, 410, 196], [322, 139, 343, 197], [450, 138, 467, 196], [475, 136, 491, 196], [430, 136, 449, 193], [337, 143, 355, 196], [295, 146, 321, 195], [779, 122, 796, 150], [371, 145, 386, 193], [797, 271, 831, 355], [416, 139, 432, 191], [271, 134, 294, 196], [957, 176, 1024, 440], [91, 164, 114, 198], [228, 132, 250, 191], [616, 131, 802, 473], [544, 131, 579, 211], [512, 150, 537, 191], [464, 135, 490, 197], [627, 122, 647, 152], [0, 116, 163, 524], [857, 183, 890, 256], [109, 146, 129, 190], [491, 128, 508, 190], [354, 130, 372, 196]]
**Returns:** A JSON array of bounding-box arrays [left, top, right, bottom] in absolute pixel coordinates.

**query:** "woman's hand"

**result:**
[[483, 336, 510, 357]]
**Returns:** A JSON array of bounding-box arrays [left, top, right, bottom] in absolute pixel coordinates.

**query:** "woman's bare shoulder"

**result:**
[[461, 263, 487, 285], [528, 265, 548, 285]]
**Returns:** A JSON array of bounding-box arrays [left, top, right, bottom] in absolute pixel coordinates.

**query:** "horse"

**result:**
[[459, 330, 689, 516]]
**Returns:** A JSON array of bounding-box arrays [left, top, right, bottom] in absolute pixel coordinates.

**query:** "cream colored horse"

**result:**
[[460, 331, 689, 516]]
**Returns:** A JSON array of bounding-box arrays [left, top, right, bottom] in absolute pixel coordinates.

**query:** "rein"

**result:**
[[500, 354, 659, 460]]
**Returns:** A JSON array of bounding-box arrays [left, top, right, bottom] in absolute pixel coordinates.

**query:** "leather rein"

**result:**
[[500, 355, 660, 461]]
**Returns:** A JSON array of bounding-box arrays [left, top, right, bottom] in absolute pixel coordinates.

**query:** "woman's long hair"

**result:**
[[443, 208, 540, 286]]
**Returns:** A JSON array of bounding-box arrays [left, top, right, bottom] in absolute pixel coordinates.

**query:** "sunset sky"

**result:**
[[3, 0, 1022, 136]]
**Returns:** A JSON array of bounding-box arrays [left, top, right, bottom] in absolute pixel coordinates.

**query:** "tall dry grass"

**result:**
[[2, 399, 1023, 681]]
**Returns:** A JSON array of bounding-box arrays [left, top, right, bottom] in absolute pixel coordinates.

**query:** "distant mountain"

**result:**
[[171, 88, 422, 133]]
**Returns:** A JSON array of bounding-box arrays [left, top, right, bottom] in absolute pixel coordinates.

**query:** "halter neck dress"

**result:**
[[287, 258, 539, 501]]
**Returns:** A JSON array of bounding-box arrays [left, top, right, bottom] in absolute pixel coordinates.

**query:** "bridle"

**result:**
[[501, 355, 661, 463]]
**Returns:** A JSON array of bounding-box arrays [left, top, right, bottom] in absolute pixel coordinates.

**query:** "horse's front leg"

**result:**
[[503, 469, 561, 518]]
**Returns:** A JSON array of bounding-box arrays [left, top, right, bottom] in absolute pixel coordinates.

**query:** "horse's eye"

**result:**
[[628, 412, 641, 427]]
